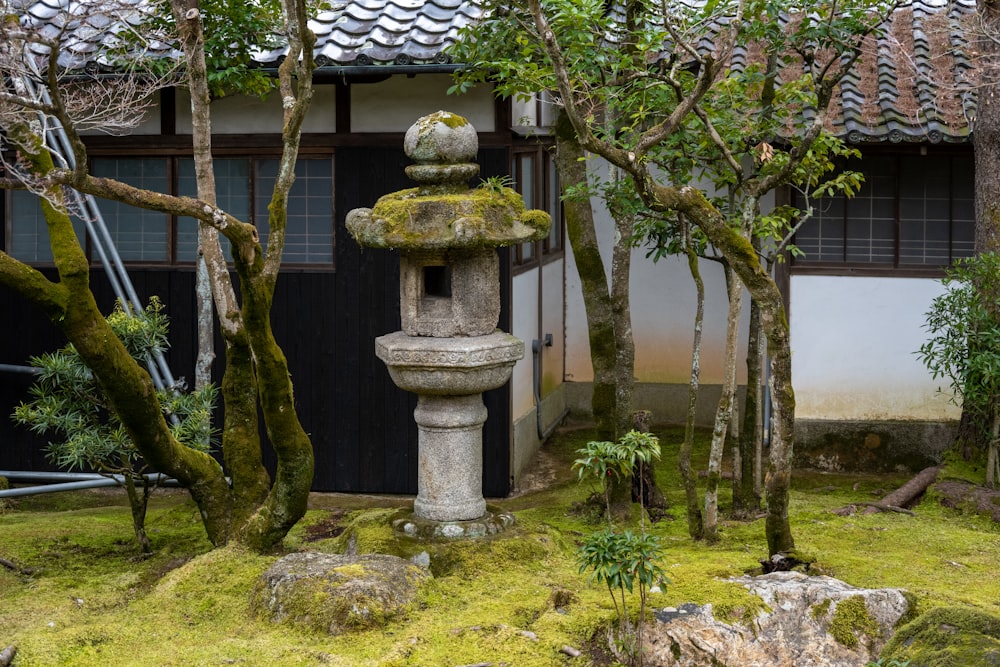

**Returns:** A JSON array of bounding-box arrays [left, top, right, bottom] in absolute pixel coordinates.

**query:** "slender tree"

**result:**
[[457, 0, 893, 555], [0, 0, 315, 552]]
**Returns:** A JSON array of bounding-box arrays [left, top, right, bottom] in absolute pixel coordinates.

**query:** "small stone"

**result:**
[[519, 630, 538, 641], [440, 524, 464, 538], [403, 111, 478, 165], [560, 645, 581, 657], [411, 551, 430, 568]]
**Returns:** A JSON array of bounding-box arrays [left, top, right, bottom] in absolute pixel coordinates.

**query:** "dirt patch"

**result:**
[[935, 481, 1000, 522], [303, 509, 347, 542], [509, 447, 565, 498]]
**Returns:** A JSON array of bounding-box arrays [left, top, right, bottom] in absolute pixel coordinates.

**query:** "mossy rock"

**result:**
[[250, 552, 430, 635], [879, 606, 1000, 666]]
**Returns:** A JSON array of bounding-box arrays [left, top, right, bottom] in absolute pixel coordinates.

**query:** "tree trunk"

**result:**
[[1, 135, 235, 546], [652, 184, 796, 556], [976, 0, 1000, 256], [553, 111, 618, 440], [169, 0, 315, 551], [124, 474, 153, 555], [735, 279, 763, 516], [680, 221, 705, 540], [607, 177, 637, 520], [704, 264, 742, 543], [194, 257, 215, 390], [864, 465, 940, 513]]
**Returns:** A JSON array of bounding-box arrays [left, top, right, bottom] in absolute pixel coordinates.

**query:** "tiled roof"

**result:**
[[298, 0, 481, 66], [13, 0, 481, 69], [8, 0, 981, 143], [833, 0, 977, 144]]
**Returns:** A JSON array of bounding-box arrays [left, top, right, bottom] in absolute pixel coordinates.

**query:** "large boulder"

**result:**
[[251, 552, 430, 635], [879, 606, 1000, 666], [645, 571, 910, 666]]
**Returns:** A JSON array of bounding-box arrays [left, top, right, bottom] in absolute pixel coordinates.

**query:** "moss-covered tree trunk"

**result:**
[[966, 0, 1000, 457], [0, 0, 317, 554], [169, 0, 316, 551], [680, 222, 705, 539], [554, 111, 638, 519], [553, 111, 618, 440], [651, 185, 796, 556], [0, 137, 235, 544], [703, 263, 742, 543], [735, 295, 763, 516]]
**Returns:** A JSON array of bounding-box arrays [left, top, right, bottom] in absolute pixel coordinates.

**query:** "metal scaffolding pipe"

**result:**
[[20, 70, 179, 395], [0, 478, 121, 497], [0, 473, 179, 498], [0, 364, 39, 375], [1, 471, 109, 481]]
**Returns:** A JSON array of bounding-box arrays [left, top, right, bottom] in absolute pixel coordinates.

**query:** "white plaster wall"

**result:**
[[564, 161, 748, 387], [790, 275, 959, 421], [512, 96, 537, 129], [351, 76, 494, 133], [175, 85, 336, 134], [512, 269, 539, 421], [541, 258, 565, 395]]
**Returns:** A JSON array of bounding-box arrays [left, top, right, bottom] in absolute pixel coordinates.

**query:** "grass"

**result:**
[[2, 424, 999, 665]]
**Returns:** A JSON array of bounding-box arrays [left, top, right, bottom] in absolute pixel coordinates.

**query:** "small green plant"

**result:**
[[573, 430, 666, 666], [577, 528, 668, 660], [478, 174, 515, 194], [573, 430, 661, 526], [918, 252, 1000, 486], [12, 298, 216, 554]]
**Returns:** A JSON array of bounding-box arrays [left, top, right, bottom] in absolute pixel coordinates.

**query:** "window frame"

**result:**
[[511, 142, 564, 275], [4, 148, 336, 270], [791, 146, 975, 277]]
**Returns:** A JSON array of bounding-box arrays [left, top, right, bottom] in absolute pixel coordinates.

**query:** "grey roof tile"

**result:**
[[5, 0, 982, 143]]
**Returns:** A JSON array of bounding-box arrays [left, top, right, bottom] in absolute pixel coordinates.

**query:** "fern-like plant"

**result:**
[[573, 429, 666, 665]]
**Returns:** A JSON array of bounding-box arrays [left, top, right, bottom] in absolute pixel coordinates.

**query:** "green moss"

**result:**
[[521, 208, 552, 232], [830, 595, 881, 648], [9, 426, 1000, 665], [812, 598, 832, 622], [880, 607, 1000, 666], [436, 111, 468, 129], [353, 185, 549, 250]]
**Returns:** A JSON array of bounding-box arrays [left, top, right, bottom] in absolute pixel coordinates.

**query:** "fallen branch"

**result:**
[[865, 466, 940, 512], [832, 502, 915, 516], [833, 466, 939, 517], [0, 556, 36, 576]]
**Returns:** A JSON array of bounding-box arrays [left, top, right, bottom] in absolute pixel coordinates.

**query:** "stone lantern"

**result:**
[[346, 111, 550, 537]]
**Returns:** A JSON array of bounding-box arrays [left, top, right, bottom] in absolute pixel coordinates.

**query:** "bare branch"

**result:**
[[692, 102, 744, 182], [263, 0, 317, 281]]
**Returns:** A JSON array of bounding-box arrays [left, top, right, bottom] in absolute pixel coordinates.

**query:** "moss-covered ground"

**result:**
[[3, 425, 1000, 665]]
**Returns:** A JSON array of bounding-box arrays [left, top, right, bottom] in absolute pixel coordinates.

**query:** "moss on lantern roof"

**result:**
[[346, 185, 551, 251]]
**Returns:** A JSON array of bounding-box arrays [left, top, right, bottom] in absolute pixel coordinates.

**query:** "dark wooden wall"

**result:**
[[0, 146, 513, 496]]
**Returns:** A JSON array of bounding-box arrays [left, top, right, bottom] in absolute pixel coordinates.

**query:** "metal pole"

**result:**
[[0, 473, 179, 498], [19, 69, 180, 397], [0, 364, 39, 375]]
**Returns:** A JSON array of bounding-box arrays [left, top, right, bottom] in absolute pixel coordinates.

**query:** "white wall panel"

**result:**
[[790, 275, 959, 420], [351, 76, 494, 133], [176, 85, 336, 134]]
